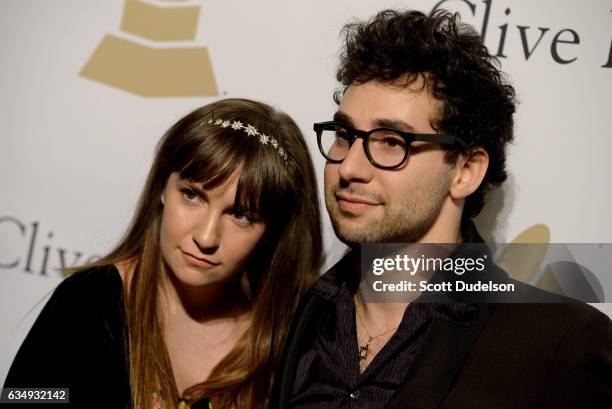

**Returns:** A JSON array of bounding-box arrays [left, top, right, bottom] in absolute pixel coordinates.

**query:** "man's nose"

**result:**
[[337, 139, 374, 182]]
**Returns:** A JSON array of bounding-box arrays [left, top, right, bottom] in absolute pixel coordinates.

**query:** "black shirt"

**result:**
[[289, 252, 475, 409]]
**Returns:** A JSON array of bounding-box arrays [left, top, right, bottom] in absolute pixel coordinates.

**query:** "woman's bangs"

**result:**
[[171, 122, 291, 221], [177, 127, 245, 191], [234, 147, 290, 222]]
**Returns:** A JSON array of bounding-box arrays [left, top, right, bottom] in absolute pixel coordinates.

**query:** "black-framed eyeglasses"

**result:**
[[314, 121, 459, 169]]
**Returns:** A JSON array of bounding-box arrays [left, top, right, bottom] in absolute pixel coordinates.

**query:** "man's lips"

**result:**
[[335, 192, 380, 213], [181, 250, 220, 268], [336, 193, 379, 205]]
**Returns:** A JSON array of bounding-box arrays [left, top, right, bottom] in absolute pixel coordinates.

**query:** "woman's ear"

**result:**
[[161, 191, 165, 206], [449, 148, 489, 200]]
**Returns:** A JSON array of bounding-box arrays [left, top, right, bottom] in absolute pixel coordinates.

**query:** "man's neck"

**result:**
[[417, 217, 463, 244], [355, 287, 408, 335], [353, 218, 465, 330]]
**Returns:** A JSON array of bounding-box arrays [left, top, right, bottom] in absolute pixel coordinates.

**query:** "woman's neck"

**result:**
[[115, 259, 252, 393], [159, 267, 252, 393], [159, 267, 251, 324]]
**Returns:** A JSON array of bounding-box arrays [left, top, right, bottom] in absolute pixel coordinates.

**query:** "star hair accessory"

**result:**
[[206, 118, 288, 161]]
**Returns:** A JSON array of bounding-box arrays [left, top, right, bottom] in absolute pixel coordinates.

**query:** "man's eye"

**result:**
[[335, 130, 349, 140], [383, 137, 404, 148], [370, 133, 405, 150], [332, 130, 351, 148]]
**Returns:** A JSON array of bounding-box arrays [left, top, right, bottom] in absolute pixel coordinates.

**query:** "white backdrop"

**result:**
[[1, 0, 611, 384]]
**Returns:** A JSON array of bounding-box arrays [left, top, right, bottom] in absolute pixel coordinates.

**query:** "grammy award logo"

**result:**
[[496, 225, 605, 302], [80, 0, 218, 97]]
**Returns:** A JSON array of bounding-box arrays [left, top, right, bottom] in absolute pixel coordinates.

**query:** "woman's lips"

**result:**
[[181, 251, 219, 268]]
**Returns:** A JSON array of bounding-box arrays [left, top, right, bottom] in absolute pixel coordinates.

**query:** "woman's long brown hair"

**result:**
[[74, 99, 323, 408]]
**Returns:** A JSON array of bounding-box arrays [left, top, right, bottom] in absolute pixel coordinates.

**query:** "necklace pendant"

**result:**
[[358, 342, 370, 361]]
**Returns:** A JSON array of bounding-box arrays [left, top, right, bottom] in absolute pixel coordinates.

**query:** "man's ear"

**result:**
[[449, 148, 489, 200]]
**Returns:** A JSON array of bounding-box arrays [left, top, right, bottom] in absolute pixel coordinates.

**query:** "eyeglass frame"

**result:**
[[313, 121, 460, 169]]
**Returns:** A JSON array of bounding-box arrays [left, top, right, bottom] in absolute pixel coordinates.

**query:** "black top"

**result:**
[[4, 265, 211, 409], [4, 265, 131, 408]]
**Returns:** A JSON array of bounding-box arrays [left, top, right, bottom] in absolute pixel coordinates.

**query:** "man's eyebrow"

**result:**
[[372, 118, 416, 133], [333, 111, 417, 133], [333, 111, 354, 126]]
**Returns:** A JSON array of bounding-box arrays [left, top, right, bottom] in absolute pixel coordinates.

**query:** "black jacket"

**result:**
[[270, 233, 612, 408]]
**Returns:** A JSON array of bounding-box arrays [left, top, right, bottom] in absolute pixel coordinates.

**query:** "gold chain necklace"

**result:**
[[354, 297, 399, 362]]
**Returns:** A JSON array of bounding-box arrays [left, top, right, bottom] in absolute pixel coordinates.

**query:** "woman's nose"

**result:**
[[192, 210, 221, 252]]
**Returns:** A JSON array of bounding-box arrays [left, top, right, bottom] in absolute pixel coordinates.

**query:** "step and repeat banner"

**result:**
[[1, 0, 611, 383]]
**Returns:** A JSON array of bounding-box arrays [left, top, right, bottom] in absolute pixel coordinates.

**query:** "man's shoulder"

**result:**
[[485, 268, 610, 327], [486, 297, 612, 344], [306, 252, 357, 299], [494, 297, 610, 321], [503, 274, 579, 302]]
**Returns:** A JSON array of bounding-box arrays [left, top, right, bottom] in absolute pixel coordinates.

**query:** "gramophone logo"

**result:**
[[495, 224, 606, 302], [80, 0, 218, 97]]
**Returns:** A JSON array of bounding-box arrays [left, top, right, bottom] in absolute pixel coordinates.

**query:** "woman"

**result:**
[[4, 99, 323, 408]]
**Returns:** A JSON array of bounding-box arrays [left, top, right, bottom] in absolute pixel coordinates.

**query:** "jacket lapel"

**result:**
[[386, 304, 494, 409]]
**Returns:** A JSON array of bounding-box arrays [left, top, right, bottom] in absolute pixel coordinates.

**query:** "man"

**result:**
[[270, 9, 612, 409]]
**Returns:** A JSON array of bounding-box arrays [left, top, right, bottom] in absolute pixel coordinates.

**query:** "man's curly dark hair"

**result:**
[[335, 9, 516, 219]]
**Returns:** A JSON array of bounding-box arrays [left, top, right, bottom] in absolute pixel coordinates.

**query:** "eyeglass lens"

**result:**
[[318, 124, 407, 168]]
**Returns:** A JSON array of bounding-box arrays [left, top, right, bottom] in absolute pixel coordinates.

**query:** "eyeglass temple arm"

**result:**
[[412, 134, 458, 145]]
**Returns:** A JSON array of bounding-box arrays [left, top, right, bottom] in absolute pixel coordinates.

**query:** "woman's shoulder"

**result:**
[[4, 264, 129, 398], [22, 264, 127, 361], [34, 264, 126, 342], [50, 264, 124, 312], [59, 264, 122, 293]]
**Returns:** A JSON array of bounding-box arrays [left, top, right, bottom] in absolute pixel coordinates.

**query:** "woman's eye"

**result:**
[[235, 214, 251, 223], [232, 209, 255, 225], [181, 188, 200, 202]]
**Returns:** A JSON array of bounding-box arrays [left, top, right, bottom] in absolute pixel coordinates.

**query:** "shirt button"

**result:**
[[349, 390, 361, 399]]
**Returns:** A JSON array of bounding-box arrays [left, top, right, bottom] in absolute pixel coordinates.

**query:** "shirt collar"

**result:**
[[312, 220, 493, 310]]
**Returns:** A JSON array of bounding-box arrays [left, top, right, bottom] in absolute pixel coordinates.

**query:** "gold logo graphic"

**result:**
[[497, 224, 551, 286], [498, 224, 604, 302], [80, 0, 218, 97]]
